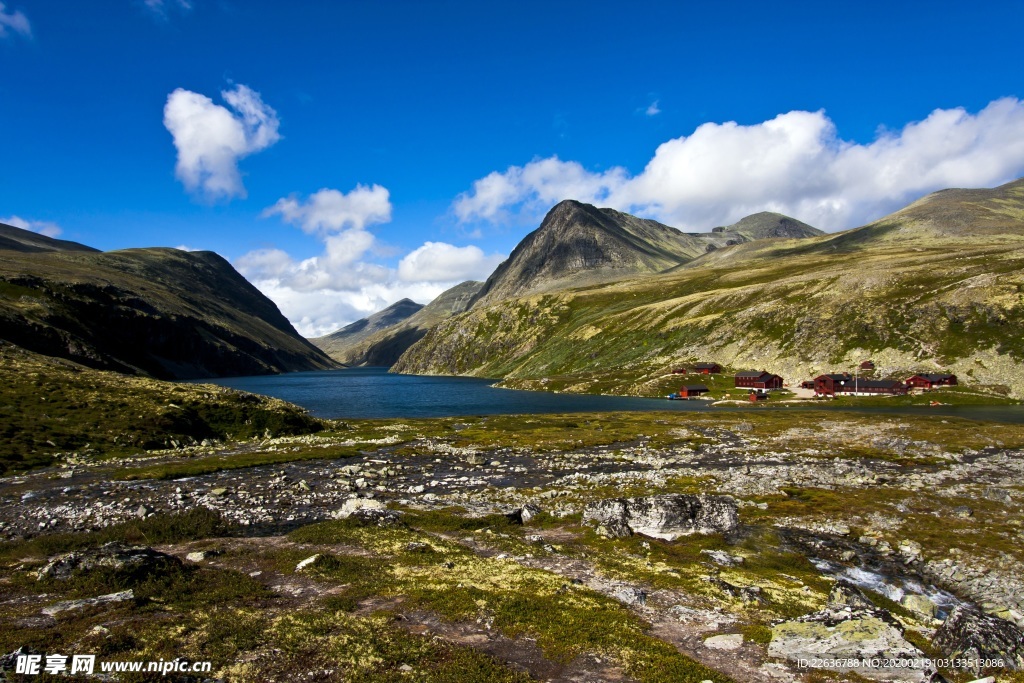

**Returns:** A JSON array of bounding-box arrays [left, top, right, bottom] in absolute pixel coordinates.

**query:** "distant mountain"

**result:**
[[393, 179, 1024, 398], [311, 298, 424, 361], [314, 281, 483, 366], [0, 229, 338, 379], [711, 211, 823, 241], [0, 222, 99, 254], [469, 200, 820, 306]]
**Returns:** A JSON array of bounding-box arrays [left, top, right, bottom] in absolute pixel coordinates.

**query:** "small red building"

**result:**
[[678, 384, 710, 398], [692, 363, 722, 375], [735, 371, 784, 393], [860, 360, 876, 371], [906, 373, 958, 389], [814, 373, 852, 396]]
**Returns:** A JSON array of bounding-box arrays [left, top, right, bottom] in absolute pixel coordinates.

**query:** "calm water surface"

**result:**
[[197, 367, 1024, 423]]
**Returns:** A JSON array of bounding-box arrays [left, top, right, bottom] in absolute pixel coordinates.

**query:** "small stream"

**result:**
[[811, 557, 961, 618]]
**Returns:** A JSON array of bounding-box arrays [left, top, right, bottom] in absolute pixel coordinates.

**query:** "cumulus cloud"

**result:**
[[398, 242, 505, 283], [454, 98, 1024, 231], [0, 2, 30, 39], [453, 157, 629, 224], [237, 240, 496, 338], [163, 84, 280, 201], [1, 215, 62, 238], [262, 185, 392, 234], [239, 185, 504, 337]]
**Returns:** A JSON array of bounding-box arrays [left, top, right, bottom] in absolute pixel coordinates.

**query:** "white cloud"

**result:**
[[262, 185, 392, 234], [249, 279, 461, 338], [453, 157, 629, 224], [398, 242, 505, 283], [240, 185, 504, 337], [163, 84, 280, 201], [645, 100, 661, 117], [454, 97, 1024, 231], [0, 2, 29, 39], [2, 215, 62, 238]]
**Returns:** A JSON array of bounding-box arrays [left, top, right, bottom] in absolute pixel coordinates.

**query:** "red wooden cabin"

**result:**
[[692, 363, 722, 375], [906, 373, 958, 389], [813, 373, 852, 396], [735, 371, 783, 392]]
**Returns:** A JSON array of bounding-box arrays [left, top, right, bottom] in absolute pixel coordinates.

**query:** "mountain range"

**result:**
[[0, 225, 337, 379], [318, 201, 821, 366], [5, 178, 1024, 397], [391, 179, 1024, 398]]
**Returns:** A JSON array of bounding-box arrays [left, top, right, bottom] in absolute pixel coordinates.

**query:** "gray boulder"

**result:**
[[768, 582, 926, 682], [348, 508, 404, 527], [42, 590, 134, 616], [582, 494, 737, 540], [37, 542, 181, 581], [932, 605, 1024, 673], [506, 503, 542, 525]]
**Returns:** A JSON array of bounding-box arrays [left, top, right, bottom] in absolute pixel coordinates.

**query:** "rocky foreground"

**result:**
[[1, 410, 1023, 682]]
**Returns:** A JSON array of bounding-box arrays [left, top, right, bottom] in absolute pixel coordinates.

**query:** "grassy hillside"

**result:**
[[394, 180, 1024, 398], [0, 342, 324, 474]]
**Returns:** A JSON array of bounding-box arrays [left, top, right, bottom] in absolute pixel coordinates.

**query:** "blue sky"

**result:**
[[3, 1, 1024, 335]]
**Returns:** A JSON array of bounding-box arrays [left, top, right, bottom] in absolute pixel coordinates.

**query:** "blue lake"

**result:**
[[196, 367, 1024, 423]]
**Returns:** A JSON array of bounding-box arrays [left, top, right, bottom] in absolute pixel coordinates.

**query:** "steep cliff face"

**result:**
[[393, 180, 1024, 397], [315, 281, 483, 366], [0, 235, 338, 379]]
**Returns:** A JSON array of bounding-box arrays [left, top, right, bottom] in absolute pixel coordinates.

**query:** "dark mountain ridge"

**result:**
[[0, 231, 337, 379], [0, 222, 99, 254]]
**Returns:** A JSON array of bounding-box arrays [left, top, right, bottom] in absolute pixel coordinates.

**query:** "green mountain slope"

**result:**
[[0, 237, 338, 379], [393, 180, 1024, 397]]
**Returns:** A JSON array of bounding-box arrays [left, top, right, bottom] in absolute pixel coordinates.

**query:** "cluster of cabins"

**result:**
[[809, 372, 957, 397], [670, 361, 958, 400]]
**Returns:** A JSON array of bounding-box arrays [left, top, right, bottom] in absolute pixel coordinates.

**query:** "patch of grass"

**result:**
[[739, 622, 773, 644], [0, 344, 324, 475], [248, 610, 533, 683]]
